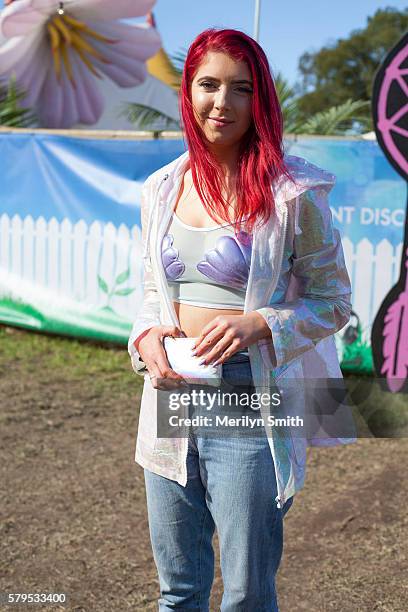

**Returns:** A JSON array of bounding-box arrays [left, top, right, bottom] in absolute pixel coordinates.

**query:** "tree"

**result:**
[[274, 72, 370, 135], [296, 7, 408, 120]]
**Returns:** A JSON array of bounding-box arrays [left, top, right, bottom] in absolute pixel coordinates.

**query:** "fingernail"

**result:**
[[191, 349, 197, 356], [198, 359, 206, 365]]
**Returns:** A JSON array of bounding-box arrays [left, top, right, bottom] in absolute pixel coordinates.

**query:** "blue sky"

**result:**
[[152, 0, 407, 87], [0, 1, 406, 87]]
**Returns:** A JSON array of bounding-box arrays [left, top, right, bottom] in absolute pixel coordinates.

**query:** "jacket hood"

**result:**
[[278, 154, 336, 201]]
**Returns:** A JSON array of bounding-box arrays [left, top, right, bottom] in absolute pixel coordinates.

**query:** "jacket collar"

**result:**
[[158, 150, 336, 208]]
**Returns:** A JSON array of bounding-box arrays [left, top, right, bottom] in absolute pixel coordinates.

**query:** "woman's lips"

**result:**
[[209, 118, 233, 128]]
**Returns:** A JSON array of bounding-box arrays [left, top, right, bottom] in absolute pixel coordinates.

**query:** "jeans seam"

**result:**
[[263, 510, 279, 610], [197, 506, 211, 612]]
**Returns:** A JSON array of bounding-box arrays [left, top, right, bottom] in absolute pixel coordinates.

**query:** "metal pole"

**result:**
[[253, 0, 261, 42]]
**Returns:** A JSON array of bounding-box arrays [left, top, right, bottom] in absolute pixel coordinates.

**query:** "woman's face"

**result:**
[[190, 51, 253, 151]]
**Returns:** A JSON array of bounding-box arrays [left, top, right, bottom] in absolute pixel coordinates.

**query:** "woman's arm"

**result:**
[[128, 178, 186, 387], [255, 187, 352, 369]]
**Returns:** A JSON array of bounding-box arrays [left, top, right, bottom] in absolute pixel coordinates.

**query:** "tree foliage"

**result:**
[[272, 71, 371, 135], [296, 7, 408, 118], [0, 75, 37, 128]]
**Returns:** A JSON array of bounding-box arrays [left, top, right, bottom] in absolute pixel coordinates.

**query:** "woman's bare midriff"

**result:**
[[173, 301, 244, 338]]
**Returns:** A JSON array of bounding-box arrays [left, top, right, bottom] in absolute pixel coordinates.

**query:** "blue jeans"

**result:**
[[144, 351, 294, 611]]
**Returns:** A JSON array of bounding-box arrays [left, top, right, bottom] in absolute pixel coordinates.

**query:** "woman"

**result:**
[[128, 28, 355, 611]]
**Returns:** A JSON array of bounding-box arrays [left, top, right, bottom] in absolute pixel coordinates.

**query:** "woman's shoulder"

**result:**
[[275, 154, 337, 202], [284, 154, 336, 182]]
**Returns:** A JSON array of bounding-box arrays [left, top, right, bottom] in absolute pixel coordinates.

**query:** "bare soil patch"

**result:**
[[0, 326, 406, 611]]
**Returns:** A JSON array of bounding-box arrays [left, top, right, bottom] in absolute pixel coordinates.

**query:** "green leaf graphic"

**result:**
[[115, 269, 130, 285], [113, 288, 135, 297], [98, 275, 109, 294]]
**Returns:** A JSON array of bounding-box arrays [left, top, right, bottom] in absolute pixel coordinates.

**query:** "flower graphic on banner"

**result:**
[[0, 0, 161, 127]]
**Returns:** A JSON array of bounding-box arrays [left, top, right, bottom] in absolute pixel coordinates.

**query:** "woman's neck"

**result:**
[[195, 170, 237, 211], [206, 143, 239, 185]]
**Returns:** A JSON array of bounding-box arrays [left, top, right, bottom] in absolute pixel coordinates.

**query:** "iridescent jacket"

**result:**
[[128, 150, 357, 509]]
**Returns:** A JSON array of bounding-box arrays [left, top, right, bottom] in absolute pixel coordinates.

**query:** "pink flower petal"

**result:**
[[0, 0, 49, 38], [87, 36, 150, 84], [0, 30, 40, 72], [69, 51, 104, 124], [16, 37, 49, 107], [92, 54, 147, 87], [85, 21, 161, 61], [0, 0, 160, 126], [70, 0, 156, 22], [37, 53, 64, 128], [58, 56, 80, 129], [5, 29, 43, 79]]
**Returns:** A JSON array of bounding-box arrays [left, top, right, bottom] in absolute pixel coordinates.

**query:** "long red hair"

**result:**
[[179, 28, 294, 233]]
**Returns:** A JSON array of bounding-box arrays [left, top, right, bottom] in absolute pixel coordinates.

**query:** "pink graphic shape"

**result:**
[[380, 248, 408, 392], [377, 45, 408, 176]]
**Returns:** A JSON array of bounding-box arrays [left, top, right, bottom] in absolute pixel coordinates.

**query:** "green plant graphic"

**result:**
[[97, 268, 135, 310], [341, 312, 374, 374]]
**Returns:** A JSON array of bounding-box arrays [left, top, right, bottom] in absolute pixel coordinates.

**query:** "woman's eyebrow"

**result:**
[[197, 76, 253, 85]]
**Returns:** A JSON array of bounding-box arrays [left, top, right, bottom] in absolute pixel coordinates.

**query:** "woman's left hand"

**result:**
[[191, 312, 272, 366]]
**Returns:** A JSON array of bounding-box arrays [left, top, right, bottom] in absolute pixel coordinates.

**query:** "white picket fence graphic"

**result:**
[[342, 237, 403, 341], [0, 213, 143, 320], [0, 214, 404, 332]]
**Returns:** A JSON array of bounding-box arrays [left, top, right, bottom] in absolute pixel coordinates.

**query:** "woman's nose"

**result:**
[[214, 87, 231, 111]]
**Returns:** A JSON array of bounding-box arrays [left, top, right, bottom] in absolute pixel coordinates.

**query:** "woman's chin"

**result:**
[[204, 133, 233, 146]]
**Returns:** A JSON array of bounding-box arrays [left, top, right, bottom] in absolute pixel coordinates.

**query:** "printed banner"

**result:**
[[0, 132, 405, 373]]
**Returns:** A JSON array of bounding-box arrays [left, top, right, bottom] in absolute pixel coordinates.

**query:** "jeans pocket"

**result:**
[[221, 357, 253, 389]]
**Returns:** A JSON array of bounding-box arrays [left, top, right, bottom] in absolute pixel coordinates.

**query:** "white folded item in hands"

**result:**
[[163, 337, 222, 386]]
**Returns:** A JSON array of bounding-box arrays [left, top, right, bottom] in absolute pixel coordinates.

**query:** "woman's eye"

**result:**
[[199, 82, 252, 93]]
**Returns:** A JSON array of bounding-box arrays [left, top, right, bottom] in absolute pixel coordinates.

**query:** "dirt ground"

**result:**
[[0, 325, 407, 612]]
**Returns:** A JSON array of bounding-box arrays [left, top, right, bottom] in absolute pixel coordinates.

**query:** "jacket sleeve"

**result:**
[[255, 186, 352, 369], [128, 178, 161, 375]]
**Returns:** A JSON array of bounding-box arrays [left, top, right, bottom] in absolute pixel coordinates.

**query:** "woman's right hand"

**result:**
[[136, 325, 188, 390]]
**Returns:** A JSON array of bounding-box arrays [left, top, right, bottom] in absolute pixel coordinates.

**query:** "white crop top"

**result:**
[[161, 212, 253, 310]]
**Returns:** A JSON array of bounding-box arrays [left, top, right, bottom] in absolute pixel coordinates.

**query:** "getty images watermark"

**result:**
[[155, 376, 408, 439], [156, 381, 309, 438], [166, 387, 303, 430]]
